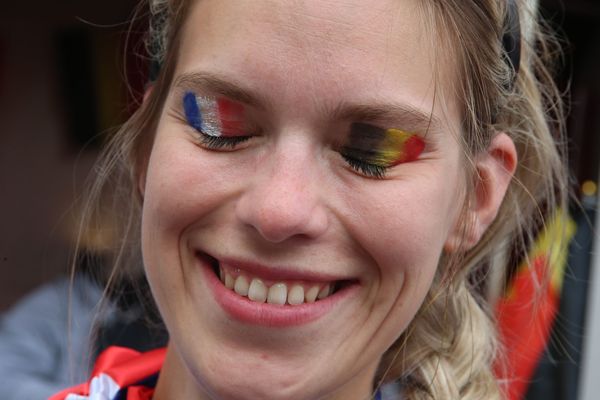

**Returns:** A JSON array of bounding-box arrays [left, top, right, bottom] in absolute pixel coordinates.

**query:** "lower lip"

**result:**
[[199, 256, 355, 327]]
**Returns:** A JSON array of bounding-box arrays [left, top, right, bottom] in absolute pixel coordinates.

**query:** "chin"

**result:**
[[193, 357, 334, 400]]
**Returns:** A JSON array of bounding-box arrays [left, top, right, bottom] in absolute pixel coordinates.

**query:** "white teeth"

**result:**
[[222, 269, 336, 304], [267, 283, 287, 305], [234, 275, 249, 296], [287, 285, 304, 305], [305, 285, 319, 303], [225, 273, 235, 290], [317, 284, 331, 300], [248, 279, 268, 302]]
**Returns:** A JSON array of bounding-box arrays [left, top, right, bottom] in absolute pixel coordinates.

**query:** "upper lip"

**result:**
[[200, 252, 354, 283]]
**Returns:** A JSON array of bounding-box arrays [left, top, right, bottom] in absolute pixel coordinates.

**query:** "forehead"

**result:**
[[176, 0, 459, 130]]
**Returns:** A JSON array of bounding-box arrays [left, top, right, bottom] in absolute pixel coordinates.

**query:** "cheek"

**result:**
[[141, 132, 243, 236], [139, 131, 249, 302], [341, 169, 464, 297], [139, 130, 248, 315], [341, 175, 464, 352]]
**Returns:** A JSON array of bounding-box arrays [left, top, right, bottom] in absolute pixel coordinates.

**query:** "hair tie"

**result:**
[[502, 0, 521, 88]]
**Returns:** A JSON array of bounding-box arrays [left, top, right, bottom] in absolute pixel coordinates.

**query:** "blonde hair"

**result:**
[[79, 0, 568, 399], [378, 1, 568, 399]]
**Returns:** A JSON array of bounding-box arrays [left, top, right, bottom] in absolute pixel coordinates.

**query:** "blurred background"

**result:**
[[0, 0, 140, 310], [0, 1, 599, 400]]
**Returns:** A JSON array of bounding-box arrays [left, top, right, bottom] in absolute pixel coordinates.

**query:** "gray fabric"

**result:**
[[0, 276, 102, 400], [381, 381, 403, 400]]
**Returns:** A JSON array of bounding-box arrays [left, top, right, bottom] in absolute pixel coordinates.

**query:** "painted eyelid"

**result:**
[[379, 128, 426, 166], [182, 91, 248, 137], [343, 123, 426, 167]]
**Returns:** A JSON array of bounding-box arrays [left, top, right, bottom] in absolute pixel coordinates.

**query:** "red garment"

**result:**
[[49, 346, 166, 400], [494, 212, 575, 400]]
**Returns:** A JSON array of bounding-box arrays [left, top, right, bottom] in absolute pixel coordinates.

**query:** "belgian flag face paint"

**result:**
[[342, 122, 425, 168]]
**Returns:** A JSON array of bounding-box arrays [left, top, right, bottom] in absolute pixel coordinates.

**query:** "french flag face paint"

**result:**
[[183, 91, 246, 137], [342, 122, 425, 167]]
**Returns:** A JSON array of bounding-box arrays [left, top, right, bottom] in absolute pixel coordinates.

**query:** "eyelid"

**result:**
[[335, 122, 426, 179], [380, 128, 426, 165], [344, 123, 425, 164], [182, 91, 248, 138]]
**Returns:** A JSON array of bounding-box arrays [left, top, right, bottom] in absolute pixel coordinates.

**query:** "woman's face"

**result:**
[[141, 0, 466, 399]]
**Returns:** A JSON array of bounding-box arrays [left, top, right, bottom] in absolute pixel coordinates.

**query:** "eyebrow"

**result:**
[[173, 72, 269, 109], [330, 102, 441, 135], [173, 71, 441, 134]]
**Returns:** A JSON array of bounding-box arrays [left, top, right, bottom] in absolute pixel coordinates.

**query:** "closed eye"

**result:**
[[340, 154, 388, 178], [339, 123, 425, 178], [182, 91, 254, 150]]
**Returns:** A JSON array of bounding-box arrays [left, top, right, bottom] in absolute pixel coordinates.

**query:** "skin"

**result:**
[[139, 0, 517, 399]]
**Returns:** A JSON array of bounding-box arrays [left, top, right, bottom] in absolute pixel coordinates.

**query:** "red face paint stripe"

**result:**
[[217, 99, 245, 136], [399, 135, 425, 163], [386, 134, 425, 166]]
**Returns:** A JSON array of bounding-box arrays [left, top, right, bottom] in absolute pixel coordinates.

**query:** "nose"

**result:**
[[235, 140, 329, 243]]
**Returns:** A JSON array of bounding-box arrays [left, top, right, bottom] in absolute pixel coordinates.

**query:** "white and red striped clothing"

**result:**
[[50, 346, 166, 400]]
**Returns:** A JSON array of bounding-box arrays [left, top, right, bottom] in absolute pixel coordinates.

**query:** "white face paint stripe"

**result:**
[[196, 95, 222, 137]]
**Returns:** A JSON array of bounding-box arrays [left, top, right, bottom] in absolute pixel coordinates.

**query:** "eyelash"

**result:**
[[195, 131, 252, 149], [341, 154, 388, 179]]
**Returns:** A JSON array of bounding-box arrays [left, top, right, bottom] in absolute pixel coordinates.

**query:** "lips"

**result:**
[[197, 252, 358, 327]]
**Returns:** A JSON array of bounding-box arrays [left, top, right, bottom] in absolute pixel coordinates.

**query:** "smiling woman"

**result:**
[[51, 0, 568, 399]]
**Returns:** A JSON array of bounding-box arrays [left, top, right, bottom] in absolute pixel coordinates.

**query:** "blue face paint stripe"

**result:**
[[375, 389, 382, 400], [183, 91, 203, 132]]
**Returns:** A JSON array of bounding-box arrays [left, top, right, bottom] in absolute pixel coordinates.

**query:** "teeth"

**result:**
[[248, 279, 267, 302], [288, 285, 304, 305], [317, 284, 331, 300], [305, 285, 319, 303], [267, 283, 287, 305], [234, 275, 249, 296], [225, 273, 235, 289], [222, 268, 337, 305]]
